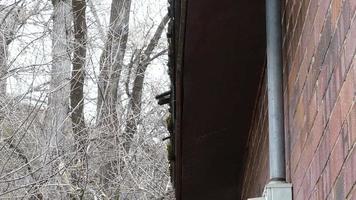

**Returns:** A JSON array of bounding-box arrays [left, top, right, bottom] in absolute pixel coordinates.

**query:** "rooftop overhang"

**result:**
[[171, 0, 266, 199]]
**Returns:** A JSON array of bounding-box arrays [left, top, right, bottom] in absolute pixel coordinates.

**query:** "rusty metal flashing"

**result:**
[[171, 0, 188, 199]]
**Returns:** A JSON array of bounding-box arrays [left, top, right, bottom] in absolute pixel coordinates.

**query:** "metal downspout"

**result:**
[[248, 2, 293, 199], [266, 0, 286, 181]]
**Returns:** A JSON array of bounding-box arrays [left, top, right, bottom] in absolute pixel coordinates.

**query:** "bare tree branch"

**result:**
[[123, 13, 169, 152]]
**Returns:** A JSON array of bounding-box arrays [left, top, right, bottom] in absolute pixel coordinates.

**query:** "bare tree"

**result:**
[[70, 0, 88, 197], [0, 0, 174, 199], [124, 14, 169, 153], [0, 3, 22, 96], [96, 0, 131, 131], [94, 0, 132, 197], [0, 1, 43, 97], [0, 29, 7, 96], [43, 0, 73, 198]]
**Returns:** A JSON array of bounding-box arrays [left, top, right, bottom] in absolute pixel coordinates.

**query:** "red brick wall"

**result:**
[[241, 0, 356, 199], [240, 74, 270, 200]]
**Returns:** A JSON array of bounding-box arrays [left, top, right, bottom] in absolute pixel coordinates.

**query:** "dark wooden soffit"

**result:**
[[173, 0, 266, 199]]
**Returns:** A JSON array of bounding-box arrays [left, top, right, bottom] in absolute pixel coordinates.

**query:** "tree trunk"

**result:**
[[71, 0, 88, 197], [123, 14, 169, 153], [96, 0, 132, 131], [48, 0, 72, 152], [45, 0, 73, 197], [96, 0, 132, 197]]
